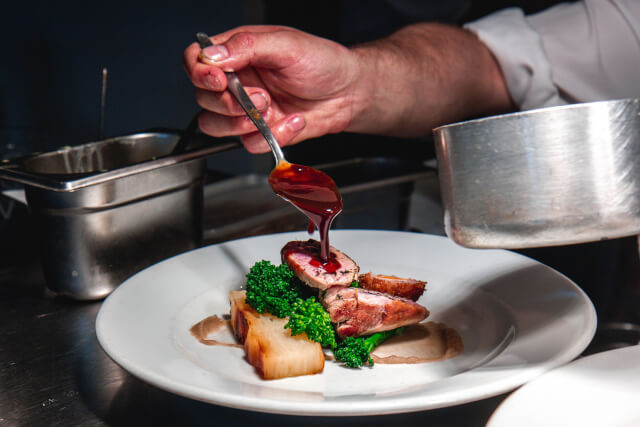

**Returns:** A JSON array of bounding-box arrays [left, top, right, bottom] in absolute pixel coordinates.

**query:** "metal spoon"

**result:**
[[195, 33, 342, 261], [196, 32, 285, 165]]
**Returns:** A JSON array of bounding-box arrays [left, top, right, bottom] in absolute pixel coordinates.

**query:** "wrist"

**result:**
[[344, 43, 403, 135]]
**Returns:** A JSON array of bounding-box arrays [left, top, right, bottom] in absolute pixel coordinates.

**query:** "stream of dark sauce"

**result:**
[[269, 161, 343, 263]]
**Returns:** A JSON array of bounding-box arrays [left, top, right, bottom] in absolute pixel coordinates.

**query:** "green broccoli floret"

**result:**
[[286, 297, 337, 348], [245, 260, 301, 318], [334, 327, 405, 368], [244, 260, 337, 348]]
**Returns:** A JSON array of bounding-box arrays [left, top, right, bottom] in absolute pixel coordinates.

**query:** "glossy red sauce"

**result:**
[[281, 240, 343, 274], [309, 254, 341, 274], [269, 161, 342, 262]]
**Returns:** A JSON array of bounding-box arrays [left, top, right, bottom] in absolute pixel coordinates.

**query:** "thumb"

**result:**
[[199, 29, 305, 72]]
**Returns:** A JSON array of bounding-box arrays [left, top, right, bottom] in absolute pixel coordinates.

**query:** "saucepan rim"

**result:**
[[433, 98, 639, 133]]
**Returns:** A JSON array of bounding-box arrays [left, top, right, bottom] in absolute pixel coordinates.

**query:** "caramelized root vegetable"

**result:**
[[229, 290, 325, 380]]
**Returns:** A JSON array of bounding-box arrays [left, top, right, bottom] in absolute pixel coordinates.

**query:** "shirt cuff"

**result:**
[[464, 8, 567, 110]]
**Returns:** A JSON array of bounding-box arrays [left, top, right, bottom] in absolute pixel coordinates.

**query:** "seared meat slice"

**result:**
[[359, 273, 426, 301], [281, 240, 359, 290], [321, 287, 429, 338]]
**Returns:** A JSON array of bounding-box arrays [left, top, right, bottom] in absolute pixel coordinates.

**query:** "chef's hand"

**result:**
[[183, 26, 363, 153], [183, 24, 514, 154]]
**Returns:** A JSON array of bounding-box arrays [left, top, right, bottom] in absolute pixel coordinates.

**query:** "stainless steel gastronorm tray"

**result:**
[[0, 132, 238, 299]]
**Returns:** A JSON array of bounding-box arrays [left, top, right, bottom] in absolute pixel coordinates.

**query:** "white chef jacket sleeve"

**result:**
[[464, 1, 640, 110]]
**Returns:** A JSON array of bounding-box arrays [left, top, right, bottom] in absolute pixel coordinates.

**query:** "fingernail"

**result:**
[[202, 45, 229, 62], [250, 93, 268, 111], [204, 73, 221, 90], [286, 114, 306, 132]]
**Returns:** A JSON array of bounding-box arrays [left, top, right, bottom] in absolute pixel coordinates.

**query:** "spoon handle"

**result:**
[[196, 32, 286, 165]]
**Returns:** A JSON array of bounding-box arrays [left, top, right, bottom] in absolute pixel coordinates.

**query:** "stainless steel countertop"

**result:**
[[0, 257, 507, 426]]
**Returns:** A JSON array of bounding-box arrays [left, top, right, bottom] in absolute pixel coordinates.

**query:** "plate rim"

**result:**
[[96, 229, 597, 416]]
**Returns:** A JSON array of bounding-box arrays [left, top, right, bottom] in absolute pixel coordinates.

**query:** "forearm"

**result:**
[[345, 23, 515, 137]]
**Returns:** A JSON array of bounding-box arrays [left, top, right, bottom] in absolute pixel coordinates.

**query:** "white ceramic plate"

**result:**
[[488, 344, 640, 427], [96, 230, 596, 416]]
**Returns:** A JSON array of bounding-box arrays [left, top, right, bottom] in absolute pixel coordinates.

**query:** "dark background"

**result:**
[[4, 0, 637, 326], [0, 0, 564, 162]]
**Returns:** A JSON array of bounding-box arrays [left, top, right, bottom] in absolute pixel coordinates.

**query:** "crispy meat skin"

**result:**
[[359, 273, 426, 301], [281, 240, 359, 290], [321, 286, 429, 338]]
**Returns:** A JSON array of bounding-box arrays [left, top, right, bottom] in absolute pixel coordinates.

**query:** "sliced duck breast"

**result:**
[[281, 240, 359, 290], [321, 286, 429, 338], [358, 273, 426, 301]]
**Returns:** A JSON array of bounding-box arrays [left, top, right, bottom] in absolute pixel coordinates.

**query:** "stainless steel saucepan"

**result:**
[[434, 98, 640, 249]]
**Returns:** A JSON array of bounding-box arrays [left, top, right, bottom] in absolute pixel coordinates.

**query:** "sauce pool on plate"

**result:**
[[190, 316, 463, 365]]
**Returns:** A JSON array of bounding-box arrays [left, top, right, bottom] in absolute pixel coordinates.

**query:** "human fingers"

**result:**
[[210, 25, 292, 44], [183, 41, 227, 91], [185, 29, 288, 93], [196, 87, 270, 116], [198, 107, 285, 140], [184, 26, 287, 73], [239, 114, 307, 154], [198, 28, 308, 72]]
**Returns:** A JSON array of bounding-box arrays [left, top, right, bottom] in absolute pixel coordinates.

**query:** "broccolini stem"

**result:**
[[364, 327, 405, 352], [334, 326, 406, 368]]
